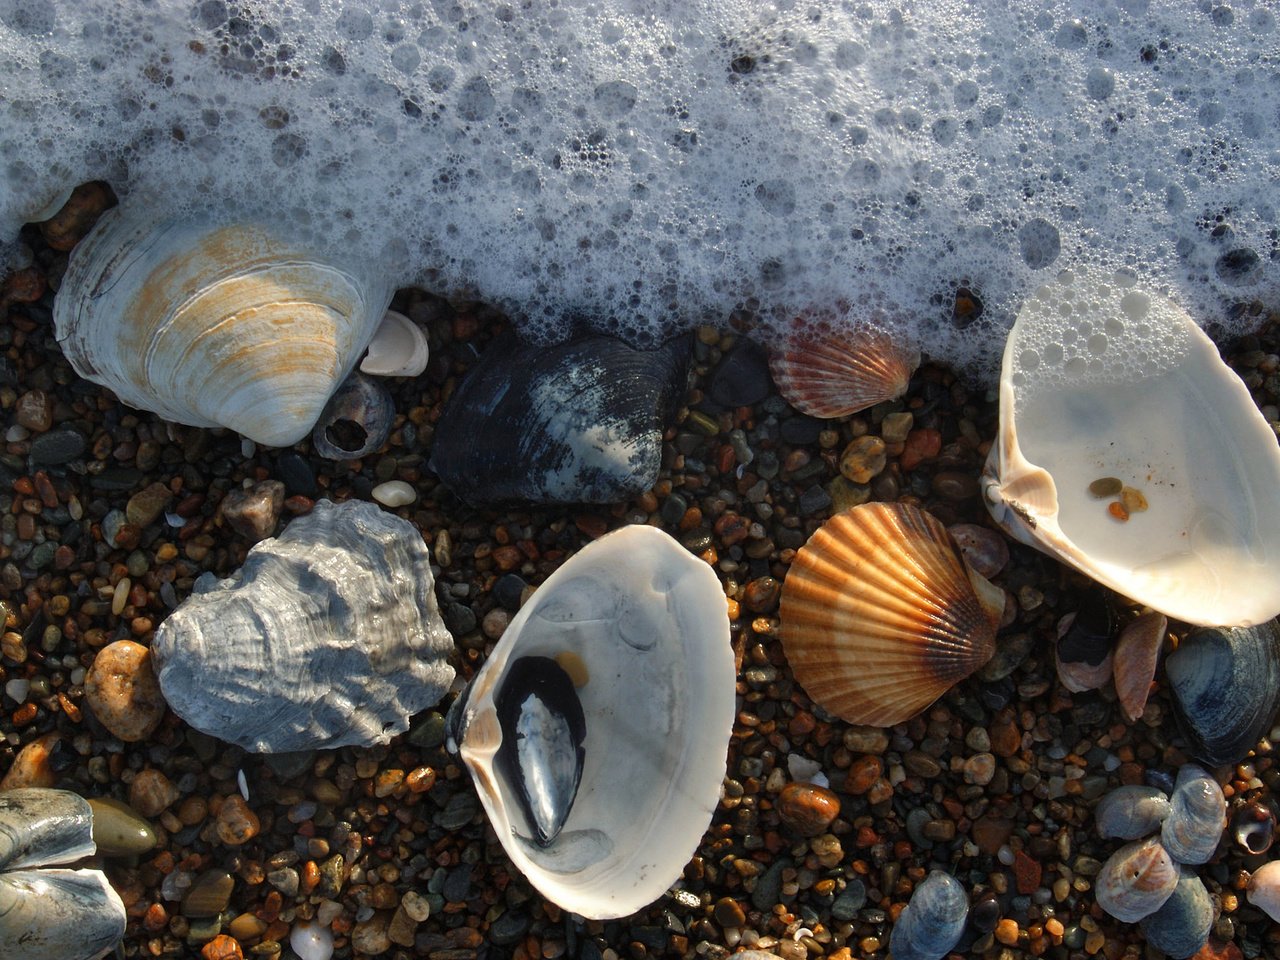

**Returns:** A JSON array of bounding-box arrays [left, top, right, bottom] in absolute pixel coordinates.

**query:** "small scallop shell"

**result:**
[[1246, 859, 1280, 921], [1161, 764, 1226, 865], [1138, 866, 1213, 960], [768, 324, 919, 419], [1232, 801, 1276, 855], [53, 207, 393, 447], [1114, 612, 1167, 722], [888, 870, 969, 960], [779, 502, 999, 727], [1095, 836, 1179, 923], [1095, 785, 1172, 841]]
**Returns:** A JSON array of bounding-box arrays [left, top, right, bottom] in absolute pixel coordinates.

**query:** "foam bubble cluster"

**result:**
[[3, 0, 1278, 374]]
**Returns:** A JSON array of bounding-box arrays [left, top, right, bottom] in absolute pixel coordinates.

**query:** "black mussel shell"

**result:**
[[495, 656, 587, 847], [312, 371, 395, 460], [429, 330, 691, 505], [1165, 621, 1280, 768], [1057, 588, 1116, 666]]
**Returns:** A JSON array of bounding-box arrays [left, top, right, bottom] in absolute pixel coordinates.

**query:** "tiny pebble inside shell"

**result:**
[[372, 480, 417, 507]]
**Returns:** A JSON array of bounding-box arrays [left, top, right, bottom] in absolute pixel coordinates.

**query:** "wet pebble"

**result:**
[[183, 869, 235, 918], [839, 436, 887, 483], [28, 427, 87, 465], [708, 340, 772, 407], [216, 794, 261, 846], [351, 912, 392, 955], [88, 797, 158, 856], [947, 523, 1009, 577], [200, 935, 243, 960], [84, 640, 167, 742], [125, 481, 173, 528], [776, 781, 840, 836], [372, 480, 416, 507], [130, 767, 180, 817], [0, 732, 60, 789], [15, 388, 54, 431], [220, 479, 286, 541]]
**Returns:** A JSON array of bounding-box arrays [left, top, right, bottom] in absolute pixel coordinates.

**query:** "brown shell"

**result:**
[[768, 325, 920, 419], [780, 502, 999, 726], [1113, 612, 1166, 722]]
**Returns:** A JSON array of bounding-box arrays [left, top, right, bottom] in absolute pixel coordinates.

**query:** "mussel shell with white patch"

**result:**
[[446, 524, 734, 919]]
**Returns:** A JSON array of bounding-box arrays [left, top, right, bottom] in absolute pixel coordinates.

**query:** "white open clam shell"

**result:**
[[983, 269, 1280, 627], [447, 524, 734, 919]]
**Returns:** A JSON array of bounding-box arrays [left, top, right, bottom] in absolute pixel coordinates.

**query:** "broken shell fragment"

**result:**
[[1094, 836, 1179, 922], [1094, 785, 1172, 841], [1054, 589, 1116, 694], [768, 324, 919, 419], [445, 525, 734, 919], [1113, 612, 1166, 722], [779, 502, 999, 727], [1164, 622, 1280, 767], [1246, 860, 1280, 922], [0, 788, 127, 960], [152, 499, 455, 752], [311, 372, 395, 461], [1161, 764, 1226, 866], [360, 310, 429, 377], [982, 271, 1280, 626], [53, 207, 393, 447], [887, 870, 969, 960]]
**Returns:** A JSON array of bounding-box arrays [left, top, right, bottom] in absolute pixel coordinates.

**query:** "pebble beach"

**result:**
[[4, 193, 1280, 960]]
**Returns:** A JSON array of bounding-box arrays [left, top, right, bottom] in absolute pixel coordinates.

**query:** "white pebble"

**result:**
[[240, 438, 256, 458], [290, 921, 334, 960], [787, 753, 824, 783], [4, 678, 30, 703], [372, 480, 416, 507], [5, 424, 29, 442]]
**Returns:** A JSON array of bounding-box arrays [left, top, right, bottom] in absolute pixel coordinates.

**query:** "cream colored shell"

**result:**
[[53, 207, 393, 447], [982, 270, 1280, 626], [779, 502, 999, 727]]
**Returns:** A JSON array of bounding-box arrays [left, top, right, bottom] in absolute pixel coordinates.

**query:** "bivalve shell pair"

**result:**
[[780, 502, 1000, 727], [982, 270, 1280, 626], [888, 870, 969, 960], [0, 788, 126, 960], [53, 207, 394, 447], [445, 525, 734, 919], [768, 324, 919, 419], [152, 499, 455, 752]]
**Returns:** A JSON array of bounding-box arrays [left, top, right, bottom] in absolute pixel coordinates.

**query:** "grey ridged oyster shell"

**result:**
[[1138, 866, 1213, 959], [1095, 785, 1172, 841], [429, 330, 691, 504], [1165, 621, 1280, 767], [0, 788, 126, 960], [152, 499, 455, 752], [888, 870, 969, 960], [1161, 764, 1226, 866]]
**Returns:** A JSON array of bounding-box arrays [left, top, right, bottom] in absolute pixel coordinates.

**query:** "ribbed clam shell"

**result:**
[[53, 207, 393, 447], [1161, 764, 1226, 865], [1165, 622, 1280, 767], [768, 325, 919, 419], [1095, 836, 1179, 922], [0, 789, 126, 960], [780, 502, 999, 727], [887, 870, 969, 960], [1138, 866, 1213, 960], [1114, 612, 1166, 722], [1246, 860, 1280, 922], [1094, 785, 1172, 841], [152, 499, 455, 752]]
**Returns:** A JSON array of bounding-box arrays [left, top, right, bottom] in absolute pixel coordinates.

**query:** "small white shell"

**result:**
[[54, 207, 393, 447], [1246, 860, 1280, 922], [446, 525, 734, 919], [983, 271, 1280, 627], [360, 310, 429, 377]]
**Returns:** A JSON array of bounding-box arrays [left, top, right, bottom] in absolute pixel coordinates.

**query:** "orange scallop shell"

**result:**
[[780, 502, 999, 727], [768, 325, 920, 418]]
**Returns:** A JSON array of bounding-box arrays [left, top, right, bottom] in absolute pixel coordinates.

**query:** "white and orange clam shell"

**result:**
[[53, 207, 393, 447], [1095, 836, 1179, 923], [779, 502, 1000, 727], [982, 269, 1280, 627], [768, 324, 919, 419]]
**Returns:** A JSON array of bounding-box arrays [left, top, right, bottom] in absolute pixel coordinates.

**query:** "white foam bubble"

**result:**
[[1, 1, 1278, 374]]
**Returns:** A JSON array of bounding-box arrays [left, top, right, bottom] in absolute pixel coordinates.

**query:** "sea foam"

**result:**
[[2, 0, 1277, 376]]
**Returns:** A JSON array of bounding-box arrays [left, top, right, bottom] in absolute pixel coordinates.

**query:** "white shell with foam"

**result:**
[[450, 524, 734, 920], [983, 270, 1280, 627], [360, 310, 429, 377]]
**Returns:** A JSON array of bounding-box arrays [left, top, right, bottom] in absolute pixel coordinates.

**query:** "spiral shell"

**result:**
[[1095, 785, 1172, 841], [1161, 764, 1226, 865], [888, 870, 969, 960], [1232, 801, 1275, 855], [780, 502, 999, 727], [768, 324, 919, 419], [53, 207, 393, 447], [1095, 836, 1179, 923]]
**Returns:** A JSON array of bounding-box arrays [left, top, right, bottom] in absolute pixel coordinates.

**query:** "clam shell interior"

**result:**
[[983, 269, 1280, 626], [449, 525, 734, 919]]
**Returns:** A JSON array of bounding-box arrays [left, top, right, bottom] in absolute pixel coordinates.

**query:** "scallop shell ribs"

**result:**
[[780, 502, 999, 727], [152, 499, 455, 752], [768, 325, 919, 419]]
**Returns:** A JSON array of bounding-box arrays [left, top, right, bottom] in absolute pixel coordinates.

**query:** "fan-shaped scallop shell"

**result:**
[[768, 325, 919, 419], [780, 502, 999, 727], [53, 207, 393, 447]]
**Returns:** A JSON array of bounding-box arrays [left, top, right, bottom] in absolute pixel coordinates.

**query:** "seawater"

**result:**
[[2, 0, 1278, 376]]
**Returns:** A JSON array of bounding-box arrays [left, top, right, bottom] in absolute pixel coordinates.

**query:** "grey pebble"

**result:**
[[751, 859, 788, 912], [708, 340, 772, 407], [797, 484, 832, 516], [28, 427, 87, 465], [488, 910, 531, 946], [437, 791, 480, 831], [443, 863, 474, 902], [830, 879, 866, 921]]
